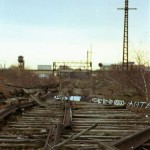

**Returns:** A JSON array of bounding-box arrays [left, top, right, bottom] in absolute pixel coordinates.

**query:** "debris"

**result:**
[[50, 123, 98, 150]]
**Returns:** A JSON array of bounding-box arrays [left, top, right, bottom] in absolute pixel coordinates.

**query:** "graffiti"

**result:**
[[54, 95, 81, 101], [92, 98, 114, 105], [91, 98, 126, 106], [53, 95, 150, 109], [54, 95, 68, 100], [145, 103, 150, 109], [114, 100, 125, 106], [91, 98, 150, 109], [127, 101, 147, 108]]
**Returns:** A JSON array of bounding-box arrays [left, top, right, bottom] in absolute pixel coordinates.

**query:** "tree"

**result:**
[[128, 50, 150, 102], [98, 63, 103, 70], [133, 50, 150, 66]]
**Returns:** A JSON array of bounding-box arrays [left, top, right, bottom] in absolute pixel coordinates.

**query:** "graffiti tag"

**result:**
[[91, 98, 150, 109]]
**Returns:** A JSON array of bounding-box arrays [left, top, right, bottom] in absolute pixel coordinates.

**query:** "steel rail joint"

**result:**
[[113, 126, 150, 150]]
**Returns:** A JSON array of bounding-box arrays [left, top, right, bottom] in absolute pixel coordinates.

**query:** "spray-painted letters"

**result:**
[[91, 98, 150, 109]]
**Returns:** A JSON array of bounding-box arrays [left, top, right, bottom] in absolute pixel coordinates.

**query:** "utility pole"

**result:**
[[118, 0, 136, 71], [86, 45, 93, 70]]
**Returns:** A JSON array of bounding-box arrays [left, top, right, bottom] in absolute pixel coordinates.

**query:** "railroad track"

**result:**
[[61, 101, 150, 150], [0, 99, 150, 150]]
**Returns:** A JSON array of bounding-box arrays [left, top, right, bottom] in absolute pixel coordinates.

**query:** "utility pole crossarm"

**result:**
[[117, 8, 137, 10], [118, 0, 137, 71]]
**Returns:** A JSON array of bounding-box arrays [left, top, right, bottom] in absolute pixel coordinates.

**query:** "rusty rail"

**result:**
[[113, 126, 150, 150], [0, 102, 35, 119], [0, 99, 150, 149], [63, 101, 72, 129], [44, 101, 72, 149]]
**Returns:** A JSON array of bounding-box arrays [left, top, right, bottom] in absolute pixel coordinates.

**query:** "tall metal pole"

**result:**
[[118, 0, 136, 71]]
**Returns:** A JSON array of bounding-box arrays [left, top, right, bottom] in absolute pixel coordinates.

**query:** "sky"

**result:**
[[0, 0, 149, 69]]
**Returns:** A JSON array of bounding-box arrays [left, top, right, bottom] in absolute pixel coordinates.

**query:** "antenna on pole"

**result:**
[[118, 0, 136, 71]]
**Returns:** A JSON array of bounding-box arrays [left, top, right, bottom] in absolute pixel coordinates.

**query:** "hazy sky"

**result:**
[[0, 0, 149, 69]]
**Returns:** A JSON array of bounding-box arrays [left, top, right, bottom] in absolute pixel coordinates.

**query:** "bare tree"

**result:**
[[133, 50, 149, 66], [128, 50, 150, 102]]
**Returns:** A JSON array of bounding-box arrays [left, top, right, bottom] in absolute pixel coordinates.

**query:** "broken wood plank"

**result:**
[[50, 123, 98, 150], [22, 88, 46, 107], [44, 126, 55, 150], [30, 94, 46, 107]]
